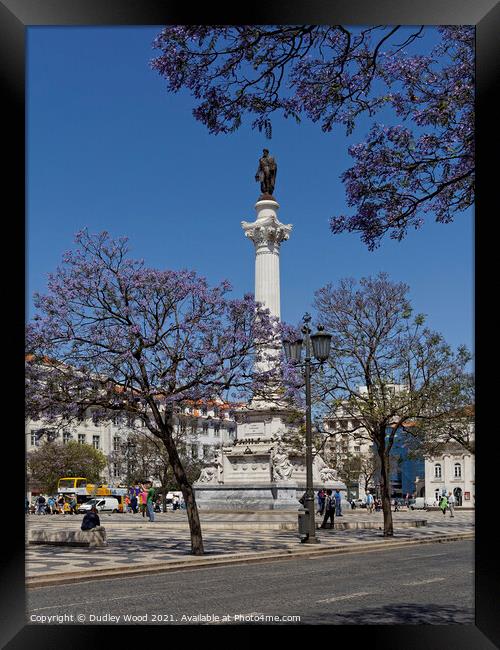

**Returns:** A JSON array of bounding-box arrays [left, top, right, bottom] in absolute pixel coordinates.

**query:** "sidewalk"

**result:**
[[25, 509, 474, 587]]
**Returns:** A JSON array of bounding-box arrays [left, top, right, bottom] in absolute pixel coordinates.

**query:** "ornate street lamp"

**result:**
[[283, 313, 332, 543]]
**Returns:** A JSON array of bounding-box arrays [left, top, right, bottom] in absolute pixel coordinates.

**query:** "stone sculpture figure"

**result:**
[[313, 453, 338, 482], [197, 451, 224, 484], [255, 149, 277, 196], [270, 442, 294, 481], [214, 451, 224, 484], [198, 466, 217, 483]]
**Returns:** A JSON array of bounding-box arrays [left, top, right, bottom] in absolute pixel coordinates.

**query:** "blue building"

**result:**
[[387, 427, 425, 498]]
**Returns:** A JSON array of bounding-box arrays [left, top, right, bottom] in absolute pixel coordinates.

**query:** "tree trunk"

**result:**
[[377, 439, 394, 537], [161, 430, 204, 555], [159, 469, 168, 514]]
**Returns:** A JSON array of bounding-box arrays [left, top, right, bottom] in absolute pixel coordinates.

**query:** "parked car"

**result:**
[[409, 497, 426, 510], [351, 499, 367, 509], [78, 497, 120, 513]]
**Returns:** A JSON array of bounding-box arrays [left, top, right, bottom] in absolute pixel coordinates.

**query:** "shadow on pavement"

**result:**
[[258, 603, 474, 625]]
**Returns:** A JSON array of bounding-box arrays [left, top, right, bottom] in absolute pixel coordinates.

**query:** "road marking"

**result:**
[[404, 553, 447, 559], [401, 577, 445, 586], [29, 588, 181, 611], [317, 592, 372, 603]]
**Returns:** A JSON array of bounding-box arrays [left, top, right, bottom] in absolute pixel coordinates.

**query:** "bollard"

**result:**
[[298, 508, 309, 542]]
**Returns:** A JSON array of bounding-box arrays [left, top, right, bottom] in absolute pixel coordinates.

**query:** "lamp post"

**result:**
[[283, 313, 332, 543]]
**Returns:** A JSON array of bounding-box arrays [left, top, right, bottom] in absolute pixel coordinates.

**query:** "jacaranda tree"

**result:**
[[312, 273, 472, 536], [26, 230, 276, 555], [151, 25, 474, 249]]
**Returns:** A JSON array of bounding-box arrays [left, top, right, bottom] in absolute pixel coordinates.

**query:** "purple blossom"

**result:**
[[151, 26, 474, 249]]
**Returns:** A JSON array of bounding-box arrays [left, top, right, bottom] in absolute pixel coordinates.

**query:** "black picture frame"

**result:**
[[2, 0, 497, 646]]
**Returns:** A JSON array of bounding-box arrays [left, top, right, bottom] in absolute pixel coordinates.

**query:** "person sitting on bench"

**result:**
[[81, 506, 101, 531]]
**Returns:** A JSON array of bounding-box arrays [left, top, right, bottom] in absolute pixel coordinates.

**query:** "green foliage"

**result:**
[[27, 440, 108, 494]]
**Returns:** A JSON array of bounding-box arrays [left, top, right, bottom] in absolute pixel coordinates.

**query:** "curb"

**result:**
[[26, 532, 474, 588]]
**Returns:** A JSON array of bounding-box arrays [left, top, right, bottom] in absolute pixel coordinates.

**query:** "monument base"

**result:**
[[194, 481, 348, 511], [194, 482, 300, 510]]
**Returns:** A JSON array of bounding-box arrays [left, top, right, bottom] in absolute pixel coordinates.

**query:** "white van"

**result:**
[[79, 497, 119, 513], [409, 497, 427, 510]]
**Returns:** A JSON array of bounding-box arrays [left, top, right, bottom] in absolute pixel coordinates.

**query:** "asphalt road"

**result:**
[[27, 540, 474, 625]]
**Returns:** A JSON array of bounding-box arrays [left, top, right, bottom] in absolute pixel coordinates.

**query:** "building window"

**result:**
[[203, 445, 211, 458], [354, 446, 361, 452], [434, 463, 442, 479], [63, 431, 71, 444], [78, 434, 86, 445], [30, 431, 39, 447], [113, 464, 120, 478], [113, 437, 120, 452], [454, 463, 462, 478], [191, 444, 199, 459], [93, 435, 100, 449]]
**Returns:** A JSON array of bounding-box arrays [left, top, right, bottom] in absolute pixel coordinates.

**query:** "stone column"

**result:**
[[241, 198, 292, 320]]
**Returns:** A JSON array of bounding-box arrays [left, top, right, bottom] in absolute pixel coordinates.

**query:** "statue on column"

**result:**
[[255, 149, 277, 197]]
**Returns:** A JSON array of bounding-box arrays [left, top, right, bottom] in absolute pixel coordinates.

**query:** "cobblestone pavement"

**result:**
[[25, 509, 474, 579]]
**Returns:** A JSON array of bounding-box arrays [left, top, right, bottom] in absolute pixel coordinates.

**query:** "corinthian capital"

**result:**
[[241, 215, 292, 247]]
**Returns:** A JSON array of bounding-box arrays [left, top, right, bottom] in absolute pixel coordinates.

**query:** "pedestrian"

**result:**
[[124, 494, 131, 513], [130, 493, 138, 514], [350, 498, 356, 510], [447, 491, 456, 518], [146, 482, 156, 522], [317, 489, 326, 515], [56, 494, 65, 514], [172, 495, 180, 511], [25, 497, 29, 515], [139, 485, 147, 517], [366, 492, 374, 514], [334, 489, 342, 516], [69, 494, 78, 515], [81, 505, 101, 531], [47, 495, 56, 514], [36, 494, 46, 515], [320, 489, 335, 529], [439, 494, 448, 516]]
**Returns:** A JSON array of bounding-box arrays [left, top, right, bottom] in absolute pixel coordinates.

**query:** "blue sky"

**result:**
[[27, 26, 474, 354]]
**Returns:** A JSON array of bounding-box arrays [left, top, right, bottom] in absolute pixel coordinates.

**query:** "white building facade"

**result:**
[[26, 400, 238, 495], [424, 444, 474, 507]]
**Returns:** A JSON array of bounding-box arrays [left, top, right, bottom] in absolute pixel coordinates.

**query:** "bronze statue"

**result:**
[[255, 149, 277, 197]]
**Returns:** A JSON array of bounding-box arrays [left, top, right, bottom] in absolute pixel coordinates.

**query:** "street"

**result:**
[[27, 539, 474, 625]]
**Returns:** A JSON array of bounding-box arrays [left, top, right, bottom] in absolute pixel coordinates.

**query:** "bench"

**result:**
[[28, 526, 107, 547]]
